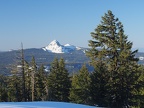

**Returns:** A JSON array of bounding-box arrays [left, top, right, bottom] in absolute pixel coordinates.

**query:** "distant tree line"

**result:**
[[0, 10, 144, 108]]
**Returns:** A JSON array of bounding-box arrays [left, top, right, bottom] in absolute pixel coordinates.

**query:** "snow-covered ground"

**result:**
[[0, 102, 97, 108]]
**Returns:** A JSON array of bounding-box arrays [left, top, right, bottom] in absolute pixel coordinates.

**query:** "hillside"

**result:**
[[0, 48, 91, 75], [0, 40, 144, 75]]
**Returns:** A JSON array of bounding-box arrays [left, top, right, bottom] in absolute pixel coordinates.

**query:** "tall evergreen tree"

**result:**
[[47, 58, 59, 101], [24, 61, 32, 101], [133, 65, 144, 107], [69, 64, 91, 105], [58, 58, 70, 102], [21, 43, 26, 101], [35, 64, 48, 101], [0, 75, 8, 102], [30, 56, 37, 101], [7, 71, 22, 102], [87, 10, 141, 107], [90, 61, 109, 106], [47, 58, 70, 102], [7, 46, 27, 102]]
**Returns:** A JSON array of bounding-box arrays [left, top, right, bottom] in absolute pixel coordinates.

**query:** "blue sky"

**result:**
[[0, 0, 144, 51]]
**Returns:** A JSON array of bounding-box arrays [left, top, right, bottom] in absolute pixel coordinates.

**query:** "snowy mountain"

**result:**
[[42, 40, 81, 53]]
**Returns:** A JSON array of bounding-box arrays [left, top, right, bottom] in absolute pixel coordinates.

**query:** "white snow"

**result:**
[[0, 102, 97, 108], [42, 40, 81, 53], [139, 56, 144, 60]]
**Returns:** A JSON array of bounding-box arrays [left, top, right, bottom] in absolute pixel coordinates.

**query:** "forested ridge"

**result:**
[[0, 10, 144, 108]]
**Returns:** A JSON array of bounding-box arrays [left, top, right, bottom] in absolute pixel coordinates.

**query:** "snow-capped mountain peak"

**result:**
[[42, 40, 81, 53], [48, 40, 61, 47]]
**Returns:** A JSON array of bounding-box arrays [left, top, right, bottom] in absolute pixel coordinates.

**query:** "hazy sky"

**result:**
[[0, 0, 144, 51]]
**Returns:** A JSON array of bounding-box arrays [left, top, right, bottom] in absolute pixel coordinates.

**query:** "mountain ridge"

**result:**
[[0, 40, 144, 75]]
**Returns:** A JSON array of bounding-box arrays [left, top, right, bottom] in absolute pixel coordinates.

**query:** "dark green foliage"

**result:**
[[132, 65, 144, 107], [69, 64, 91, 105], [87, 10, 143, 107], [35, 64, 48, 101], [47, 58, 59, 101], [58, 58, 71, 101], [90, 61, 109, 106], [0, 75, 8, 102], [21, 43, 26, 101], [47, 58, 70, 102], [7, 75, 22, 102], [30, 56, 37, 101], [24, 61, 32, 101], [6, 46, 26, 102]]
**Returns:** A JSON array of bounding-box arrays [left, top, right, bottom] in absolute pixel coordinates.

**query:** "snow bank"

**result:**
[[0, 102, 97, 108]]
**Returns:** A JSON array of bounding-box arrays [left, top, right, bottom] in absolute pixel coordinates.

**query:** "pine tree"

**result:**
[[58, 58, 70, 102], [24, 61, 32, 101], [47, 58, 70, 102], [21, 43, 26, 101], [35, 64, 48, 101], [133, 65, 144, 107], [87, 10, 141, 107], [7, 45, 27, 102], [30, 56, 37, 101], [90, 61, 109, 106], [0, 75, 8, 102], [47, 58, 59, 101], [69, 64, 91, 105], [7, 72, 22, 102]]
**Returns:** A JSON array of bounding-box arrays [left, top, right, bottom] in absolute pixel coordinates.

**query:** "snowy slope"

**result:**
[[0, 102, 98, 108], [42, 40, 81, 53]]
